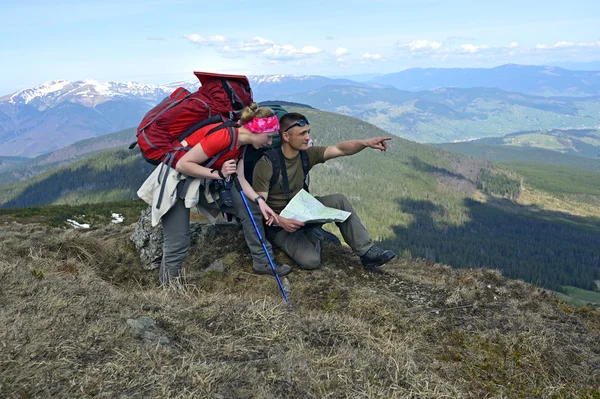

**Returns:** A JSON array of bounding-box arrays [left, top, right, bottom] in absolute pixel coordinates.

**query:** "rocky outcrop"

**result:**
[[130, 206, 244, 270]]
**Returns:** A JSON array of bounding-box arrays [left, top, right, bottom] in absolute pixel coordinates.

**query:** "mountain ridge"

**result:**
[[369, 63, 600, 96], [3, 64, 600, 157]]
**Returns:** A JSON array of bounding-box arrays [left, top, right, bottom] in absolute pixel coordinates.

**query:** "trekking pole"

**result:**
[[230, 173, 292, 310]]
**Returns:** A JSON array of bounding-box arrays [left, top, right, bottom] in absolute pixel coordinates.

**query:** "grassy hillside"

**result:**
[[498, 128, 600, 157], [0, 127, 136, 184], [0, 148, 154, 208], [556, 285, 600, 308], [435, 141, 600, 172], [434, 140, 600, 214], [499, 162, 600, 198], [436, 128, 600, 163], [0, 222, 599, 398], [0, 155, 29, 167], [1, 107, 599, 292], [281, 86, 600, 143]]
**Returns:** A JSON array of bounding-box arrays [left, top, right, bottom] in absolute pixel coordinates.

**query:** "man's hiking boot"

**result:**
[[252, 259, 293, 277], [360, 245, 397, 269]]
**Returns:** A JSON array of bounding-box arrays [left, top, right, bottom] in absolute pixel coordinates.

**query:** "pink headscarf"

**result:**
[[243, 115, 280, 134]]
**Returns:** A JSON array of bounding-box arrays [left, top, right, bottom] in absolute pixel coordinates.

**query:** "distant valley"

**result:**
[[279, 86, 600, 143], [435, 128, 600, 170]]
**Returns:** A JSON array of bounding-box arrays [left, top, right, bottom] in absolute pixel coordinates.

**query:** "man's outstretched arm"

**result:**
[[323, 137, 392, 161]]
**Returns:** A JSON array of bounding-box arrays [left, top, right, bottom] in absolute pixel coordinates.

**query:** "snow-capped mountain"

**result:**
[[3, 80, 196, 110], [0, 79, 199, 157], [250, 75, 361, 99], [0, 74, 357, 157], [1, 81, 160, 157]]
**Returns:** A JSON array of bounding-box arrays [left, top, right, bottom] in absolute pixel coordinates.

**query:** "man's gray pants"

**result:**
[[159, 182, 273, 284], [266, 193, 373, 269]]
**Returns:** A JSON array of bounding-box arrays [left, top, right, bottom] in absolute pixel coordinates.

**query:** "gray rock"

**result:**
[[130, 206, 245, 270], [126, 316, 171, 346], [204, 258, 225, 274], [130, 207, 163, 270]]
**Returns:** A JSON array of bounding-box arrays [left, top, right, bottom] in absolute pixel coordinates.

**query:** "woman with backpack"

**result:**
[[157, 103, 293, 284]]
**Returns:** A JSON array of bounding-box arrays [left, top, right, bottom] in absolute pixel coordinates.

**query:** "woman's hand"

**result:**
[[220, 159, 238, 178], [258, 201, 279, 226], [277, 216, 304, 233]]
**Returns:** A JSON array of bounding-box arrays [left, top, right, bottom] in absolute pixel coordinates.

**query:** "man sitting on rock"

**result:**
[[251, 112, 397, 270]]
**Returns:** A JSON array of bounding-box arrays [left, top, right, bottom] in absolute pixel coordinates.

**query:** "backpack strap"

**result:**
[[272, 148, 310, 200], [275, 148, 290, 200], [177, 114, 225, 144], [220, 78, 245, 112], [155, 152, 177, 209], [179, 123, 238, 199], [204, 121, 237, 167], [263, 149, 281, 191], [300, 150, 310, 192]]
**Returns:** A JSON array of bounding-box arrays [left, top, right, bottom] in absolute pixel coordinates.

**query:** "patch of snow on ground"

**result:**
[[66, 219, 90, 229]]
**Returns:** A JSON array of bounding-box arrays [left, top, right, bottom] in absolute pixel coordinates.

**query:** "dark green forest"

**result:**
[[0, 149, 154, 208], [1, 107, 598, 293], [379, 197, 600, 292]]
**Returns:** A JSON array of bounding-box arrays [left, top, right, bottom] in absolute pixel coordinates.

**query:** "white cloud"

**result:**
[[301, 46, 320, 55], [262, 44, 321, 60], [239, 36, 275, 52], [362, 53, 383, 60], [335, 47, 348, 57], [535, 41, 600, 50], [460, 44, 490, 53], [400, 40, 442, 52], [184, 34, 227, 45], [186, 35, 322, 61], [336, 57, 345, 62], [234, 37, 322, 59], [577, 41, 600, 47], [555, 41, 575, 48], [507, 42, 519, 48]]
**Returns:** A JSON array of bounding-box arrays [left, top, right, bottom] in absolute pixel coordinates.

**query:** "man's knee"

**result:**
[[295, 251, 321, 270], [327, 193, 352, 210]]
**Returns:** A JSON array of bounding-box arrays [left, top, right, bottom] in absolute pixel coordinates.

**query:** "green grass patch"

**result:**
[[556, 286, 600, 308], [499, 162, 600, 197], [504, 133, 567, 150], [0, 200, 147, 227]]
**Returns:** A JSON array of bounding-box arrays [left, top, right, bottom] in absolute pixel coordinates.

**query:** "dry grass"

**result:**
[[1, 222, 599, 398]]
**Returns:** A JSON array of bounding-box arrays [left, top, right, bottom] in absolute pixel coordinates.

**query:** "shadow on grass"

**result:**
[[379, 196, 600, 292]]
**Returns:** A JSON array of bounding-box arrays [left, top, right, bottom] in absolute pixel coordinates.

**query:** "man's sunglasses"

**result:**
[[284, 118, 310, 132]]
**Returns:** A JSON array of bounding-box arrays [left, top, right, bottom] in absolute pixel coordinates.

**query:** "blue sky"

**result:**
[[1, 0, 599, 94]]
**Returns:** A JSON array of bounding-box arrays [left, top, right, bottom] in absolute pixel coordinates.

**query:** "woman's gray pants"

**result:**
[[159, 182, 273, 284]]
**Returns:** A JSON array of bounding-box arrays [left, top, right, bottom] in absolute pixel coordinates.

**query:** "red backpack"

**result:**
[[131, 72, 253, 168]]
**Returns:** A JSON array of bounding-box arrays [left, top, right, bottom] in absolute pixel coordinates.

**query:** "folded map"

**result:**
[[279, 189, 351, 223]]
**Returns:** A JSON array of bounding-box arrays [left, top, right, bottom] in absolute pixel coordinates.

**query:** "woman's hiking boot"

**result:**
[[252, 259, 293, 276], [360, 245, 397, 269]]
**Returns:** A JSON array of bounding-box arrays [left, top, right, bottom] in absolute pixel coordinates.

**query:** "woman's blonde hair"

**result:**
[[238, 102, 275, 124]]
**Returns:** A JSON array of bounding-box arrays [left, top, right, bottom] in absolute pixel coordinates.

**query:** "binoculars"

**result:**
[[209, 178, 234, 208]]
